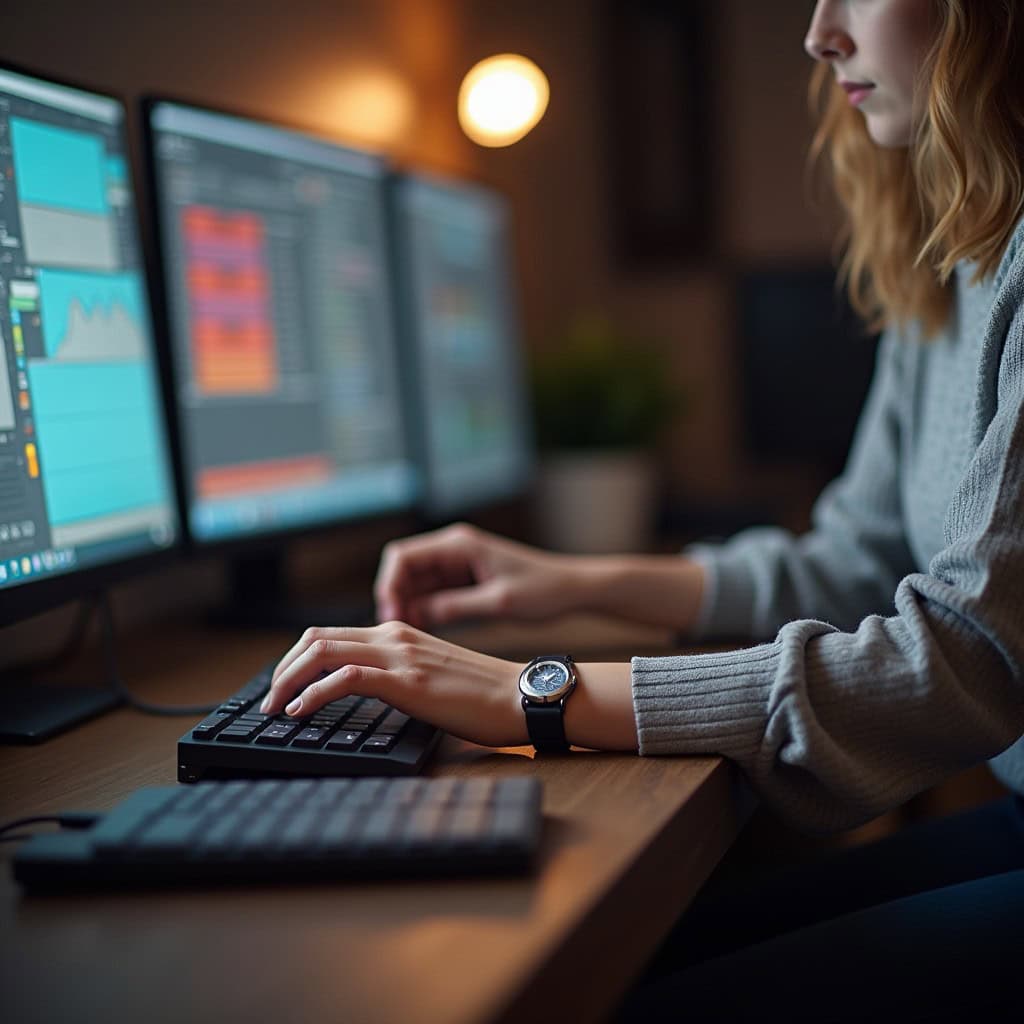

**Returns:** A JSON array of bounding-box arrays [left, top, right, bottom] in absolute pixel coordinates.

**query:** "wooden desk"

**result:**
[[0, 619, 748, 1024]]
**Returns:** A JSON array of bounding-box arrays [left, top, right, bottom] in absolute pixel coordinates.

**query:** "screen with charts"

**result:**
[[0, 67, 177, 595], [392, 174, 532, 517], [147, 101, 418, 544]]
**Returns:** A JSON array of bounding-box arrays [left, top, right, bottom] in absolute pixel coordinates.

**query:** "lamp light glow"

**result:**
[[333, 68, 414, 146], [458, 54, 549, 147]]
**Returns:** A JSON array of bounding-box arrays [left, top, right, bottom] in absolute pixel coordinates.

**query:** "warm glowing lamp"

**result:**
[[458, 54, 550, 147]]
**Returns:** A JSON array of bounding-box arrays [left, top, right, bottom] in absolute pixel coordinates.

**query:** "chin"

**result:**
[[865, 116, 914, 149]]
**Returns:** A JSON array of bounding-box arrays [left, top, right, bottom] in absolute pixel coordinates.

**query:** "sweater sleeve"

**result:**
[[632, 311, 1024, 833], [688, 329, 917, 640]]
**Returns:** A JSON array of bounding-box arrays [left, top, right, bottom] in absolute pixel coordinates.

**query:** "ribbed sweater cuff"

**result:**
[[631, 642, 779, 758], [685, 543, 760, 640]]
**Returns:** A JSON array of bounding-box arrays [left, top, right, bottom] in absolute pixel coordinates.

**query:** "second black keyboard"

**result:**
[[13, 776, 543, 889], [178, 663, 442, 782]]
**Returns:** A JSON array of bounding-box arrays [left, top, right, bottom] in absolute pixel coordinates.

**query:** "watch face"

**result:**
[[521, 660, 573, 702]]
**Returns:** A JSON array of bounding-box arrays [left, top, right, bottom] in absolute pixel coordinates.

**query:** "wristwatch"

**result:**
[[518, 654, 577, 754]]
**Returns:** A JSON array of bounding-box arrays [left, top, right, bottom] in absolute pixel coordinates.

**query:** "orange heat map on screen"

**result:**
[[197, 455, 335, 498], [182, 206, 279, 395]]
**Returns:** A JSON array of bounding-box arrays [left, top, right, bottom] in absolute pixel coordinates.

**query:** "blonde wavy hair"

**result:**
[[810, 0, 1024, 336]]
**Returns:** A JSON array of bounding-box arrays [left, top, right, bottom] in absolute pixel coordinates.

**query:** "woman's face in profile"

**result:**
[[805, 0, 936, 147]]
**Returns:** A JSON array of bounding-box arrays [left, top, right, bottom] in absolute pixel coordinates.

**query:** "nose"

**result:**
[[804, 1, 854, 62]]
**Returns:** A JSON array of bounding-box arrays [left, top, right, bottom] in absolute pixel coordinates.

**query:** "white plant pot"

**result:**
[[535, 450, 657, 554]]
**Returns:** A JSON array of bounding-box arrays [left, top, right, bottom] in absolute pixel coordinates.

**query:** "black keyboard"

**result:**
[[177, 663, 442, 782], [12, 776, 544, 890]]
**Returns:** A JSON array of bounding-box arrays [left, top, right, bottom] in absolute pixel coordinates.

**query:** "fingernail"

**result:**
[[285, 696, 303, 716], [260, 697, 270, 713]]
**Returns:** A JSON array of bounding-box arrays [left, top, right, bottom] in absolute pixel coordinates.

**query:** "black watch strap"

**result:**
[[522, 698, 571, 754]]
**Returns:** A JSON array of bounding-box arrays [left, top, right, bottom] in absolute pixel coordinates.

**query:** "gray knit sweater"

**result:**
[[631, 219, 1024, 832]]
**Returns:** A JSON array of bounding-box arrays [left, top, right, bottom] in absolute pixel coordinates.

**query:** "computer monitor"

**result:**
[[389, 172, 533, 520], [0, 64, 180, 737], [144, 99, 419, 619]]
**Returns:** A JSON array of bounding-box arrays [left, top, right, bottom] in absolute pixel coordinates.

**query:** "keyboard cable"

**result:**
[[0, 811, 100, 844], [96, 592, 220, 717]]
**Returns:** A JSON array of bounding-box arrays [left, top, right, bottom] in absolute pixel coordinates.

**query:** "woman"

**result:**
[[263, 0, 1024, 1015]]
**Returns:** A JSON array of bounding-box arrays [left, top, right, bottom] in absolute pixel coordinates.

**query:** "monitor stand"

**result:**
[[208, 550, 375, 630], [0, 684, 122, 744], [2, 595, 221, 743], [0, 597, 121, 744]]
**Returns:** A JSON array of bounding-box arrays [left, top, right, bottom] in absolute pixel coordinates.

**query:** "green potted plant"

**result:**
[[529, 313, 683, 553]]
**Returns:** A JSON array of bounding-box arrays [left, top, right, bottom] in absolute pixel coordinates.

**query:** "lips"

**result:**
[[840, 81, 875, 106]]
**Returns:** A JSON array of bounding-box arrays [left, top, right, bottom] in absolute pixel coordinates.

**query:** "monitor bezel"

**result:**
[[385, 165, 536, 522], [139, 92, 422, 558], [0, 60, 184, 627]]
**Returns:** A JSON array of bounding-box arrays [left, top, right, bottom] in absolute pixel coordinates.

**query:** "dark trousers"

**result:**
[[614, 795, 1024, 1023]]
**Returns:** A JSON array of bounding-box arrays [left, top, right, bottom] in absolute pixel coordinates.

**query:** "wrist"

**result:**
[[511, 658, 638, 753], [498, 659, 531, 746], [563, 662, 638, 751], [568, 555, 706, 633], [533, 551, 590, 617], [551, 554, 616, 616], [568, 556, 634, 617]]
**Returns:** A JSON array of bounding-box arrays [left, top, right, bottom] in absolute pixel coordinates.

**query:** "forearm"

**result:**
[[563, 555, 706, 634], [563, 662, 639, 751]]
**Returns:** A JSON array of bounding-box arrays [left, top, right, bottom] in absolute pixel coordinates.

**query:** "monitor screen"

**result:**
[[391, 174, 533, 517], [0, 67, 178, 602], [146, 101, 418, 545]]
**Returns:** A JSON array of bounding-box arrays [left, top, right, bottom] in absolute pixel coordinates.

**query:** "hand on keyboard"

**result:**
[[260, 621, 530, 749]]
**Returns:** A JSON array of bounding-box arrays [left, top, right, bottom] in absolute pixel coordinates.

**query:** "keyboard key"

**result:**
[[495, 777, 540, 804], [421, 777, 460, 804], [356, 805, 403, 848], [254, 723, 300, 746], [275, 811, 328, 853], [194, 814, 245, 858], [91, 789, 180, 852], [291, 727, 331, 749], [389, 778, 426, 805], [317, 807, 360, 854], [375, 710, 410, 736], [192, 712, 231, 740], [460, 778, 497, 804], [132, 814, 206, 856], [338, 778, 385, 810], [361, 733, 397, 753], [305, 779, 352, 806], [401, 803, 446, 845], [235, 812, 283, 853], [237, 712, 272, 726], [216, 724, 262, 742], [448, 805, 489, 841], [310, 713, 342, 727], [324, 730, 363, 751], [490, 805, 535, 845], [345, 717, 376, 730]]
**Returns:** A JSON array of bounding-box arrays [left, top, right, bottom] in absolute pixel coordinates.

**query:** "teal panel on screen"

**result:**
[[10, 117, 108, 214], [26, 362, 170, 526], [105, 154, 128, 184]]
